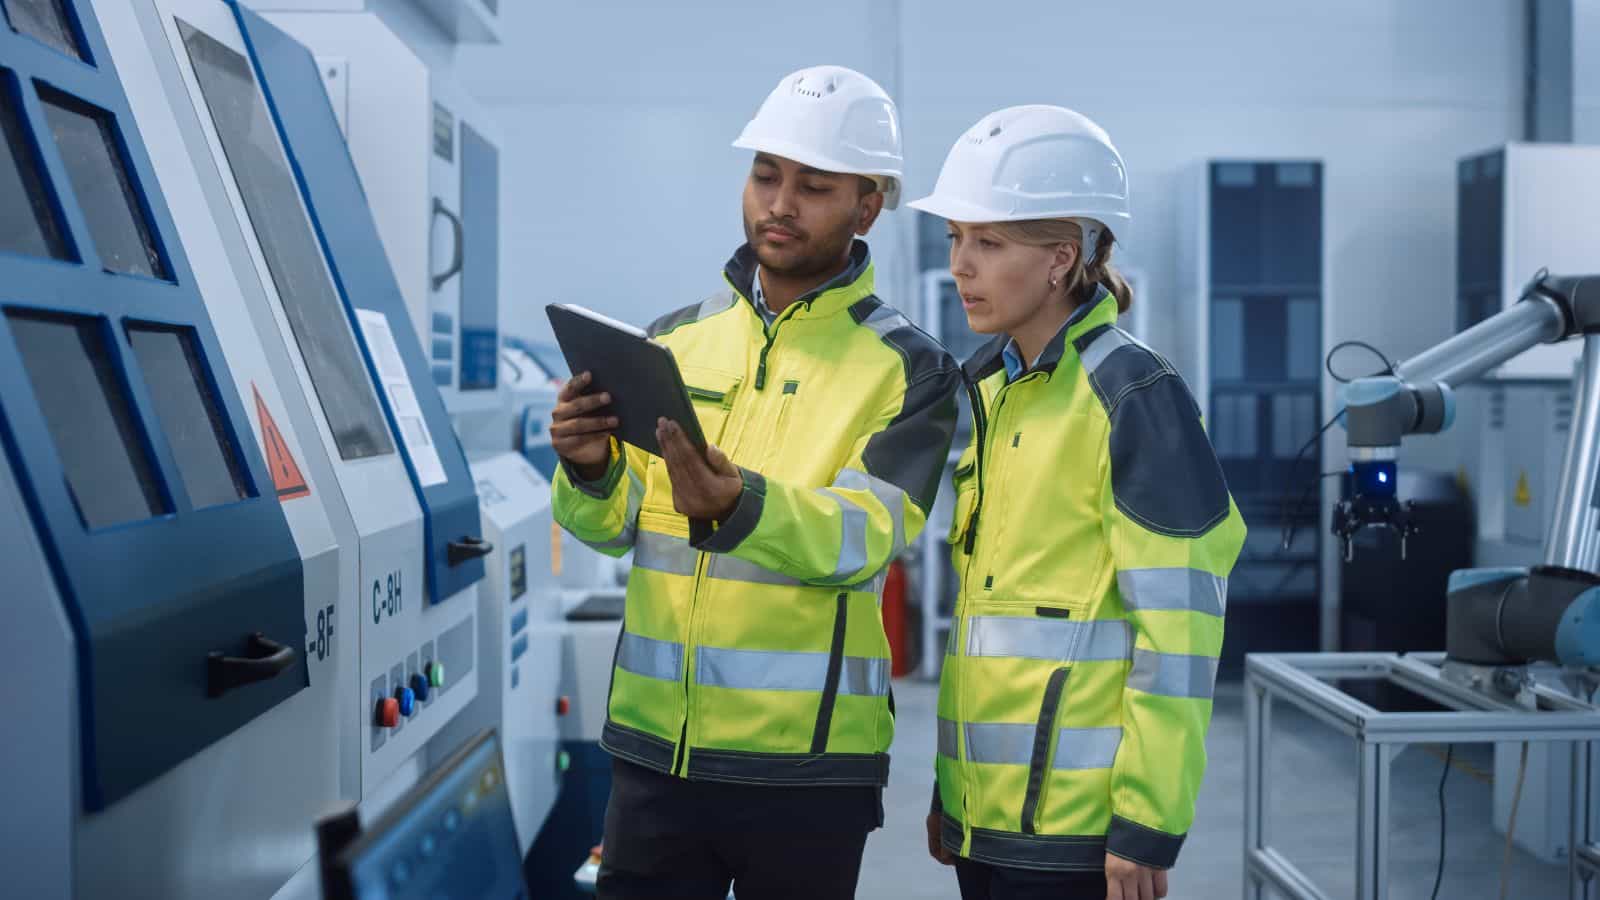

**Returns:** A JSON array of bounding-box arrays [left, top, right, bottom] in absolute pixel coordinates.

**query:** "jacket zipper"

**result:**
[[754, 302, 804, 390], [674, 300, 795, 775]]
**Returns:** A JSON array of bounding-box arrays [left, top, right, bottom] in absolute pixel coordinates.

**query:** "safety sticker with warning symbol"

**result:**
[[253, 384, 310, 501]]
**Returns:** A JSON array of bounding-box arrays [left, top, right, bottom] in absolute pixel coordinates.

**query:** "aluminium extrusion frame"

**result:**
[[1243, 652, 1599, 900]]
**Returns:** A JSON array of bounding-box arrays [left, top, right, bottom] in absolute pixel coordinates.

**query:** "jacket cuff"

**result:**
[[689, 467, 766, 553], [560, 440, 624, 499], [1105, 815, 1185, 870]]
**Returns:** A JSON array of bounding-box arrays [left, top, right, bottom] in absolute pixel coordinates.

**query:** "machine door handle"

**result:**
[[448, 535, 494, 566], [431, 198, 464, 291], [207, 633, 297, 698]]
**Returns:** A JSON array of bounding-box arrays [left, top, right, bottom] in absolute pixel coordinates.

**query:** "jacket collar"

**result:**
[[962, 285, 1117, 381], [724, 239, 875, 321]]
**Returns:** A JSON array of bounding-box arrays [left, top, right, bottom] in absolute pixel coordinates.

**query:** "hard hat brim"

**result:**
[[732, 135, 902, 209]]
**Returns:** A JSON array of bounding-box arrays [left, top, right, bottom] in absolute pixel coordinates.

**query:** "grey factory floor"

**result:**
[[856, 678, 1581, 900]]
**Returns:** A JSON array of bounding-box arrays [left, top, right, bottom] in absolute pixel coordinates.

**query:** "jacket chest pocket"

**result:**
[[643, 366, 744, 516]]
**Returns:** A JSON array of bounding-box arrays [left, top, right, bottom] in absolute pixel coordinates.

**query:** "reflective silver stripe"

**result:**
[[633, 530, 699, 577], [1079, 328, 1134, 373], [585, 524, 635, 552], [938, 720, 1123, 770], [709, 554, 804, 587], [1054, 726, 1123, 770], [1118, 568, 1227, 618], [851, 570, 888, 596], [938, 717, 960, 759], [584, 470, 646, 551], [617, 632, 683, 682], [700, 290, 737, 320], [696, 646, 888, 696], [835, 468, 907, 558], [1127, 649, 1218, 699], [633, 528, 885, 591], [965, 616, 1132, 662], [820, 487, 870, 581], [860, 304, 912, 341], [839, 656, 890, 697], [963, 722, 1034, 765]]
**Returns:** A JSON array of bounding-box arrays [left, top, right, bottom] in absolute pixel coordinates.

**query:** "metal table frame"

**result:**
[[1244, 652, 1600, 900]]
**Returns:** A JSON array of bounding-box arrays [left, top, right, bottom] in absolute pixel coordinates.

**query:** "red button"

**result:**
[[556, 696, 571, 716], [376, 697, 400, 728]]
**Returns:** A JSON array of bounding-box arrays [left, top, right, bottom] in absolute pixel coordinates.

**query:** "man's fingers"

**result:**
[[1138, 870, 1155, 900], [705, 443, 736, 477], [552, 391, 611, 421], [549, 415, 618, 438], [1153, 869, 1169, 899], [557, 371, 592, 403], [1105, 876, 1125, 900]]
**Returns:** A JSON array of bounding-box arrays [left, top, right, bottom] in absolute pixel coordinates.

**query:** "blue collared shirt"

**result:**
[[1001, 319, 1073, 383]]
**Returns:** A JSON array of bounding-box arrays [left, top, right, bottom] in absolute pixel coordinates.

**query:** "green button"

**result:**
[[429, 662, 445, 688], [557, 751, 571, 773]]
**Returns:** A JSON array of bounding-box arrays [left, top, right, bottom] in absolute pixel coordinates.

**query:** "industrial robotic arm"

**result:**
[[1334, 271, 1600, 676]]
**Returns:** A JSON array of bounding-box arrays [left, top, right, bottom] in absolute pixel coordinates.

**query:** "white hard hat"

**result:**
[[909, 105, 1130, 252], [733, 65, 904, 209]]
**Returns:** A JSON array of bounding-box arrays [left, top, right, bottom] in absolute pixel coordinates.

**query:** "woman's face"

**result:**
[[947, 222, 1064, 336]]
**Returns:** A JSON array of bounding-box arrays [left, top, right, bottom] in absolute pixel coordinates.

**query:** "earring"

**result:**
[[1049, 278, 1057, 287]]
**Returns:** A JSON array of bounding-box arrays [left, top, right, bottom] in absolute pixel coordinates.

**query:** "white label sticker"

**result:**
[[356, 308, 448, 487]]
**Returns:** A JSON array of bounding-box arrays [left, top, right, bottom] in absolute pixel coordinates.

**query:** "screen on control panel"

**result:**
[[177, 20, 395, 462], [338, 730, 526, 900]]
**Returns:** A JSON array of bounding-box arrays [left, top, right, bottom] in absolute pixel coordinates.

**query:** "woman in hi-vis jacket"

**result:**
[[908, 106, 1246, 900]]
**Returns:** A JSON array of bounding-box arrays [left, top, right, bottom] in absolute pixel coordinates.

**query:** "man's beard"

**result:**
[[744, 215, 857, 280]]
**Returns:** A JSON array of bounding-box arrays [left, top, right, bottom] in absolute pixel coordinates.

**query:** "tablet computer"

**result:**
[[546, 303, 707, 457]]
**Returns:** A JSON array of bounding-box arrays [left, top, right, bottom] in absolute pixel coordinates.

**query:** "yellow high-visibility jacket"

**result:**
[[554, 241, 961, 786], [936, 287, 1246, 870]]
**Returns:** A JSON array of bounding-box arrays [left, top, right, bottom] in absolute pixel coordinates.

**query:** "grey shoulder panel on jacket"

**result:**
[[646, 290, 740, 339], [849, 296, 959, 384], [849, 296, 962, 512], [1073, 324, 1231, 538]]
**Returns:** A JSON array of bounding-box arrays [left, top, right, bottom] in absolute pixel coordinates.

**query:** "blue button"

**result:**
[[510, 634, 528, 662], [411, 672, 431, 702], [396, 686, 416, 717], [510, 608, 528, 637]]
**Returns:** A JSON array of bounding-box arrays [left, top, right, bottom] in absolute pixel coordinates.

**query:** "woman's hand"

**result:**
[[926, 812, 955, 866], [1105, 853, 1168, 900]]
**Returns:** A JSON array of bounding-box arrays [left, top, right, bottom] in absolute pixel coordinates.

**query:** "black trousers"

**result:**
[[596, 758, 880, 900], [955, 856, 1108, 900]]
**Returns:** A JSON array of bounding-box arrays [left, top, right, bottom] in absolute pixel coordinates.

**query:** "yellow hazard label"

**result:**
[[1514, 470, 1532, 507], [551, 519, 564, 577]]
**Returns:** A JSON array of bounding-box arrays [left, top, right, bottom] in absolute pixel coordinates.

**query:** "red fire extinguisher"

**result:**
[[882, 559, 911, 677]]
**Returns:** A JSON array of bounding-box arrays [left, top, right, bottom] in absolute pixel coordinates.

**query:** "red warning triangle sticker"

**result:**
[[253, 384, 311, 501]]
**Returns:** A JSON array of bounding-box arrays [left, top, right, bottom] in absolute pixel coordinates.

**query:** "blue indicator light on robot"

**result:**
[[396, 686, 416, 717]]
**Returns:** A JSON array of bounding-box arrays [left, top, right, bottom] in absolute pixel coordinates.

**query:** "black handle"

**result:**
[[207, 632, 296, 698], [431, 198, 464, 291], [448, 535, 494, 566]]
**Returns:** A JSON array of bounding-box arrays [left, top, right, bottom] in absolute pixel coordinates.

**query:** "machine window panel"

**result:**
[[6, 308, 166, 528], [3, 0, 84, 60], [1285, 298, 1320, 380], [1210, 297, 1244, 382], [38, 87, 168, 279], [126, 323, 250, 509], [458, 122, 499, 391], [0, 73, 69, 260], [179, 21, 394, 461]]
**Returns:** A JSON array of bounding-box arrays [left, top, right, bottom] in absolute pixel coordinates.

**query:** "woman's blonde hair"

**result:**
[[987, 219, 1132, 314]]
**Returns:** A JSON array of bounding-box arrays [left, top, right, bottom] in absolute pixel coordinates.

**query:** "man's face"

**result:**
[[741, 153, 883, 279]]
